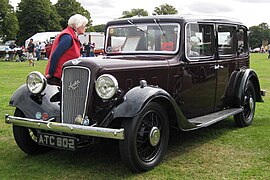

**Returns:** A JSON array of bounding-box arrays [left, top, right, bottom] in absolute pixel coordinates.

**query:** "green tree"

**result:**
[[16, 0, 61, 45], [249, 23, 270, 49], [93, 24, 105, 32], [249, 26, 261, 49], [154, 4, 178, 15], [120, 8, 148, 18], [54, 0, 92, 29], [0, 0, 9, 40], [0, 0, 19, 42], [258, 23, 269, 42], [46, 6, 62, 31]]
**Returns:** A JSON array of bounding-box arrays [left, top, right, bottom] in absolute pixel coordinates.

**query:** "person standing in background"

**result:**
[[27, 38, 35, 66], [40, 41, 46, 59], [35, 42, 41, 61], [85, 42, 91, 57], [90, 42, 95, 57], [81, 43, 86, 57], [45, 14, 88, 86]]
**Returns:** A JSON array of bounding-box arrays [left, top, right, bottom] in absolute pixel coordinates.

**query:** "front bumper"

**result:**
[[5, 114, 124, 140]]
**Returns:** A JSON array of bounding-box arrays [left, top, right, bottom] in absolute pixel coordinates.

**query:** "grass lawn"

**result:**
[[0, 54, 269, 179]]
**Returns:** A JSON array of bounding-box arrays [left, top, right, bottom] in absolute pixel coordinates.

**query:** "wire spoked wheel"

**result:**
[[119, 102, 169, 172], [137, 110, 162, 162]]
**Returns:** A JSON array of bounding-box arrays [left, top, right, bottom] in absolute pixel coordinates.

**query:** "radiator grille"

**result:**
[[61, 66, 91, 124]]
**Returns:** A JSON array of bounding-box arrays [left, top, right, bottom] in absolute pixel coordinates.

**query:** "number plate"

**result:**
[[37, 133, 77, 151]]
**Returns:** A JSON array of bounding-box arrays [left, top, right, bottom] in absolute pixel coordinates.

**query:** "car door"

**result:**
[[215, 24, 238, 110], [178, 23, 217, 118], [214, 25, 250, 110]]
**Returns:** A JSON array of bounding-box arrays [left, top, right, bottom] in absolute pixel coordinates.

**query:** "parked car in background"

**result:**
[[0, 40, 21, 59], [0, 40, 14, 58], [5, 15, 264, 172], [79, 32, 105, 56], [0, 45, 6, 58], [250, 47, 261, 53]]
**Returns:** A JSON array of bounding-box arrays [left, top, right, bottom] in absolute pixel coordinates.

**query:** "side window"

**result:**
[[237, 27, 248, 56], [186, 23, 214, 59], [218, 25, 237, 56]]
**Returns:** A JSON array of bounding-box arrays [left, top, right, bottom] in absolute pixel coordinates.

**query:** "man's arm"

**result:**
[[47, 34, 72, 77]]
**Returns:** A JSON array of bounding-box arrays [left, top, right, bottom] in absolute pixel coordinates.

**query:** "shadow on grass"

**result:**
[[169, 118, 237, 145], [8, 118, 241, 178]]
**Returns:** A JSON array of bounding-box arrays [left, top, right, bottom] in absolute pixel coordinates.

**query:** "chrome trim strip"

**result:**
[[5, 114, 124, 140]]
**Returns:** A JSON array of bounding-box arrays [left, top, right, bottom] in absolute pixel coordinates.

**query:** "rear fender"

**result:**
[[233, 69, 263, 106], [9, 84, 60, 120]]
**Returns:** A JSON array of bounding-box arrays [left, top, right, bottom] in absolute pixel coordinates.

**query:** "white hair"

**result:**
[[68, 14, 88, 28]]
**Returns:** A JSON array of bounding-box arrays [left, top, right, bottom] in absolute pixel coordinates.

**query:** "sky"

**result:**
[[9, 0, 270, 28]]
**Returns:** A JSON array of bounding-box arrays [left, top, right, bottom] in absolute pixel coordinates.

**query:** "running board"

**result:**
[[188, 108, 243, 128]]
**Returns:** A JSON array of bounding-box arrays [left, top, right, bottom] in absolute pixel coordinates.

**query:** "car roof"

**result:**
[[107, 14, 244, 26]]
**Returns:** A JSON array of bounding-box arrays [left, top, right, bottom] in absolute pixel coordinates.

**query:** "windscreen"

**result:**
[[105, 23, 180, 54]]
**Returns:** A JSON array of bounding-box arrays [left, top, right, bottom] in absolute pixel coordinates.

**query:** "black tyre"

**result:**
[[234, 80, 256, 127], [13, 108, 52, 155], [119, 102, 169, 172]]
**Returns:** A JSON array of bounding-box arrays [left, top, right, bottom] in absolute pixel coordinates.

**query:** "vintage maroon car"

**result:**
[[5, 15, 264, 172]]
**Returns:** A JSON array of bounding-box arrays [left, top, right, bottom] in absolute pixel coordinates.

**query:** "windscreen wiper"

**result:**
[[127, 19, 148, 34], [154, 19, 168, 41], [154, 19, 166, 36]]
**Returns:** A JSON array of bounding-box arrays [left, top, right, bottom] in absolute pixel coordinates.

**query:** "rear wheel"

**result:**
[[119, 102, 169, 172], [13, 108, 52, 155], [234, 80, 256, 127]]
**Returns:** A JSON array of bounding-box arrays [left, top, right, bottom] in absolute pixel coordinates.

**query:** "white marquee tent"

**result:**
[[25, 32, 105, 50], [25, 32, 60, 47]]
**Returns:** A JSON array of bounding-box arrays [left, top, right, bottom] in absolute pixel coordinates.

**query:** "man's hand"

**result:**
[[45, 74, 52, 79]]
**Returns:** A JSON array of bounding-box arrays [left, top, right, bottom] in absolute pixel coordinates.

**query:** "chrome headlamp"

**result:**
[[26, 71, 47, 94], [95, 74, 118, 100]]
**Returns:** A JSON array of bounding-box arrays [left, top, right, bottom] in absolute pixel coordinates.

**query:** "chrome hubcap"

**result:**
[[149, 127, 160, 146], [249, 97, 254, 110]]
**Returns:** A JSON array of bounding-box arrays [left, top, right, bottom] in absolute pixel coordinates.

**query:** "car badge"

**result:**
[[71, 59, 81, 65], [68, 80, 80, 91]]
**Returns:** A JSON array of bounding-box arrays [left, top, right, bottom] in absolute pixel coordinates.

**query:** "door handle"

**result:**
[[210, 65, 224, 70], [210, 65, 219, 70]]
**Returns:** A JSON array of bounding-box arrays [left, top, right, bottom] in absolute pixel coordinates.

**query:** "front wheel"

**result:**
[[13, 108, 52, 155], [119, 102, 169, 172], [234, 80, 256, 127]]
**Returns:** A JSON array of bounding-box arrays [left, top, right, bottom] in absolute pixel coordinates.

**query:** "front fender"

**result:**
[[9, 84, 60, 120], [113, 86, 159, 118], [113, 86, 197, 130]]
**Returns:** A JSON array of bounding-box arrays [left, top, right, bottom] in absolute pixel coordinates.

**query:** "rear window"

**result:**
[[218, 25, 237, 56]]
